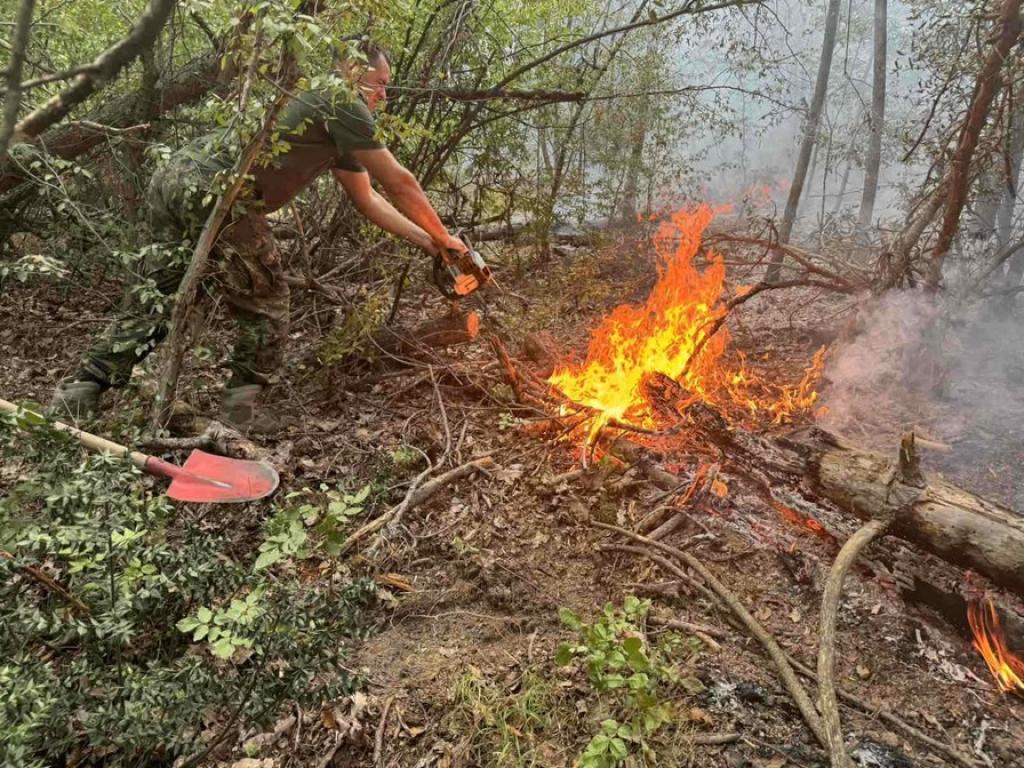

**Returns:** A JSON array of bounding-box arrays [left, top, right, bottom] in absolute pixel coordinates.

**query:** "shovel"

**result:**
[[0, 398, 279, 503]]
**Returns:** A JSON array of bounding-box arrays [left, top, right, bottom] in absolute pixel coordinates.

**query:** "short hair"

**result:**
[[333, 38, 389, 67]]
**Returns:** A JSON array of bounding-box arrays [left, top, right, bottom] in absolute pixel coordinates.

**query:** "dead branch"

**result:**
[[373, 695, 395, 768], [649, 614, 725, 652], [0, 0, 36, 158], [817, 517, 892, 768], [431, 87, 585, 102], [706, 233, 861, 291], [596, 524, 827, 748], [1, 549, 90, 615], [138, 420, 258, 459], [373, 311, 481, 357], [339, 456, 495, 555], [786, 654, 983, 768], [818, 432, 922, 767], [0, 49, 222, 194], [647, 463, 718, 541], [12, 0, 177, 142], [691, 732, 741, 745]]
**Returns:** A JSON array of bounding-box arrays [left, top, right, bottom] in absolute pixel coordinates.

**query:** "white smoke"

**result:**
[[819, 289, 1024, 507]]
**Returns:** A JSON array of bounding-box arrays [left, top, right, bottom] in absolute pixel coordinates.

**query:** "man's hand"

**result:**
[[438, 232, 469, 259]]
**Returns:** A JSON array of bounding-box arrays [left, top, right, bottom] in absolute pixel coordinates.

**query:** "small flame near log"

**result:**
[[968, 596, 1024, 694], [547, 205, 825, 435]]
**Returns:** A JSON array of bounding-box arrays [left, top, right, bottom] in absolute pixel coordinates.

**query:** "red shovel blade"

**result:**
[[164, 450, 280, 503]]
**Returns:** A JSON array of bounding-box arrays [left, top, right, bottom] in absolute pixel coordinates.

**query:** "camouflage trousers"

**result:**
[[78, 156, 290, 389]]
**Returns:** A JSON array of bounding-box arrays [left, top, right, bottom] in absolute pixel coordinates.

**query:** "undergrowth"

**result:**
[[0, 409, 375, 768], [446, 597, 708, 768]]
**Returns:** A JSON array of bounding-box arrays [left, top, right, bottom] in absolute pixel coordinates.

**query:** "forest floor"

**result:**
[[3, 228, 1024, 768]]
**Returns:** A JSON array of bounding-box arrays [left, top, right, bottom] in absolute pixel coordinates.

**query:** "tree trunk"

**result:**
[[690, 405, 1024, 596], [926, 0, 1022, 290], [857, 0, 888, 230], [994, 103, 1024, 314], [766, 0, 843, 281], [0, 0, 37, 159], [617, 115, 648, 224]]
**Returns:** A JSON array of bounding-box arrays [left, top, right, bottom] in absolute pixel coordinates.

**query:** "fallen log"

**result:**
[[690, 404, 1024, 596], [372, 310, 481, 358]]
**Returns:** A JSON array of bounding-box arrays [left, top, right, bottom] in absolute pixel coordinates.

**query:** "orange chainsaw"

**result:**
[[432, 241, 492, 299]]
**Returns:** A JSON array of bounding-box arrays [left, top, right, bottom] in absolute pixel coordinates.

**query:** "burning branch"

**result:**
[[968, 596, 1024, 694]]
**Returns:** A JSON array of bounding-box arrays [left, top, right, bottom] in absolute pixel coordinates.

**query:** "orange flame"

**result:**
[[968, 597, 1024, 694], [773, 500, 827, 536], [547, 205, 824, 431]]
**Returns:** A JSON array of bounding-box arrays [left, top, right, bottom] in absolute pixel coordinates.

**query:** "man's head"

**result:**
[[336, 39, 390, 111]]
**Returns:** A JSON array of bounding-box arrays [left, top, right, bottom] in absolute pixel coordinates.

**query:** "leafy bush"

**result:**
[[0, 409, 374, 768], [557, 597, 697, 768]]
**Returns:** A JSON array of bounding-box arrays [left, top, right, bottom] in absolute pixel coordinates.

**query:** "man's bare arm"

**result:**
[[334, 169, 436, 252], [350, 147, 467, 253]]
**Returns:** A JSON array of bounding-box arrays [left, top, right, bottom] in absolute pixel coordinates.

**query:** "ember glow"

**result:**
[[548, 205, 825, 431], [968, 597, 1024, 694]]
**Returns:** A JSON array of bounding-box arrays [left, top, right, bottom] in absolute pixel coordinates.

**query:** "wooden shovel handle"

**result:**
[[0, 397, 151, 471]]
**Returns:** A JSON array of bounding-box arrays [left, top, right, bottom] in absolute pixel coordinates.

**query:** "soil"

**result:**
[[3, 230, 1024, 768]]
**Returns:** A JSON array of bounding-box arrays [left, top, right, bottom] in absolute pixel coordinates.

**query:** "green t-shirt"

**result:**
[[187, 88, 384, 213]]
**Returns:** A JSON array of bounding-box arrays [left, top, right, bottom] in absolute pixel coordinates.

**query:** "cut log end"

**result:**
[[373, 310, 481, 358]]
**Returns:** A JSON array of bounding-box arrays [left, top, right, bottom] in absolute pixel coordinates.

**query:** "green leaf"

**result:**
[[196, 606, 213, 623], [254, 548, 282, 571], [193, 624, 209, 642], [176, 617, 199, 633], [609, 737, 628, 760], [212, 638, 235, 659], [680, 675, 706, 695], [555, 643, 574, 666], [558, 607, 581, 629]]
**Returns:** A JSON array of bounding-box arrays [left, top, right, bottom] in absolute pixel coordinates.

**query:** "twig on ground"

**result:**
[[1, 549, 90, 615], [339, 456, 495, 555], [692, 732, 741, 745], [138, 420, 255, 458], [817, 517, 892, 768], [600, 544, 717, 605], [374, 695, 395, 768], [648, 614, 725, 651], [648, 463, 719, 541], [786, 653, 984, 768], [595, 523, 827, 748]]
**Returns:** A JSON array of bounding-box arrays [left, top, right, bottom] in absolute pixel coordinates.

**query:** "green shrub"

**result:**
[[557, 597, 698, 768], [0, 410, 374, 767]]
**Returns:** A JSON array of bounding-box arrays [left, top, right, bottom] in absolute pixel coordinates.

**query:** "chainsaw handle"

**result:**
[[0, 397, 151, 471]]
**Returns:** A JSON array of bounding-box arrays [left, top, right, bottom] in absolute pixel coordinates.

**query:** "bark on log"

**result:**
[[373, 311, 481, 357], [690, 405, 1024, 595]]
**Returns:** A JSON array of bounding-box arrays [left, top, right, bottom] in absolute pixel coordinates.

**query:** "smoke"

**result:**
[[819, 289, 1024, 507]]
